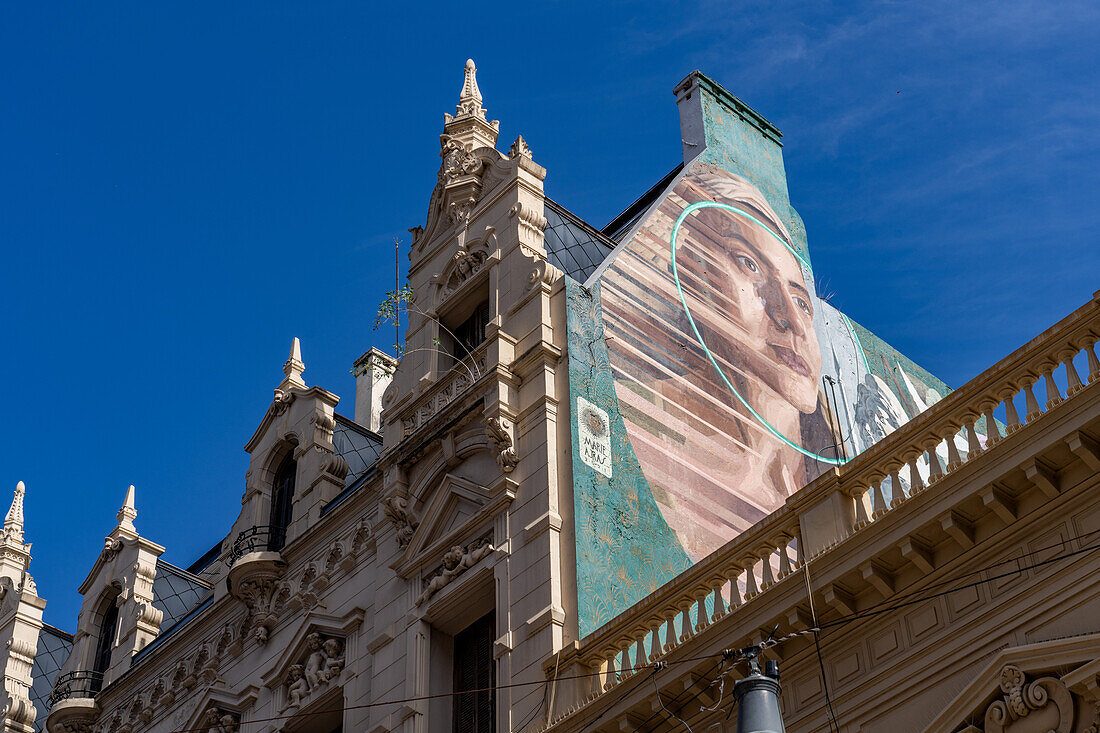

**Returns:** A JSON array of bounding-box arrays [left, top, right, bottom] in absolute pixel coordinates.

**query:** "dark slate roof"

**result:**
[[30, 624, 73, 732], [333, 414, 383, 488], [152, 560, 213, 630], [543, 199, 617, 282], [601, 164, 684, 242]]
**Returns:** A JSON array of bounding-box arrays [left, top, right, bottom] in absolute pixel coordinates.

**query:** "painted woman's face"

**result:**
[[689, 206, 822, 414]]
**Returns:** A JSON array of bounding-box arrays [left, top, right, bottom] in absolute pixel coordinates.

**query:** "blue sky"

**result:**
[[2, 2, 1097, 627]]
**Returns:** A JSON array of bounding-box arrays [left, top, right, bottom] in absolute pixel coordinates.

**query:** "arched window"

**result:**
[[268, 452, 296, 551], [91, 598, 119, 691]]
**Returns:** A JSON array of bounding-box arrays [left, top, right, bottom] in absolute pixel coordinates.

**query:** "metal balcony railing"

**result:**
[[47, 670, 104, 707], [226, 525, 285, 566]]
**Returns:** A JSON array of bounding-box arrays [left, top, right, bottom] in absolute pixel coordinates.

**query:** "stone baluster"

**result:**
[[694, 588, 710, 631], [727, 564, 744, 609], [613, 639, 632, 678], [886, 465, 903, 510], [1042, 362, 1064, 409], [981, 401, 1002, 446], [1063, 349, 1084, 396], [742, 555, 760, 599], [602, 648, 618, 690], [852, 481, 873, 528], [945, 426, 963, 470], [1022, 376, 1042, 422], [678, 601, 694, 643], [633, 631, 649, 671], [870, 475, 888, 520], [1002, 387, 1022, 434], [925, 439, 945, 483], [711, 577, 728, 619], [648, 617, 665, 661], [964, 415, 982, 459], [905, 453, 924, 499], [776, 534, 794, 578], [1084, 339, 1099, 383], [663, 614, 677, 652], [758, 547, 776, 590]]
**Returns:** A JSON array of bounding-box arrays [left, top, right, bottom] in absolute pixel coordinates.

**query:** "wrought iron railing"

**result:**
[[47, 670, 104, 707], [226, 525, 285, 565]]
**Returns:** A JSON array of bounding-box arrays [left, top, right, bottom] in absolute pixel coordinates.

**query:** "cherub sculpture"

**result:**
[[282, 664, 308, 711], [304, 632, 328, 689], [323, 638, 344, 680]]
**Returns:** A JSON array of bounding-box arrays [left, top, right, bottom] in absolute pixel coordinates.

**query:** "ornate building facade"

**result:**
[[2, 61, 1098, 733]]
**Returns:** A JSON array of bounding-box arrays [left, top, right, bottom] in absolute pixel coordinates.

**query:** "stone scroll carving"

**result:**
[[415, 536, 495, 606], [382, 494, 420, 549], [980, 664, 1074, 733], [486, 417, 519, 472], [278, 632, 345, 713]]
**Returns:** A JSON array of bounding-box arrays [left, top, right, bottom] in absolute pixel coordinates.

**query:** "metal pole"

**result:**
[[734, 649, 786, 733]]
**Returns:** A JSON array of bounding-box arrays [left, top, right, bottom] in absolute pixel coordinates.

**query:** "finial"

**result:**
[[461, 59, 482, 105], [3, 481, 25, 542], [442, 58, 499, 151], [509, 135, 532, 158], [452, 58, 487, 122], [281, 337, 306, 390], [116, 484, 137, 533]]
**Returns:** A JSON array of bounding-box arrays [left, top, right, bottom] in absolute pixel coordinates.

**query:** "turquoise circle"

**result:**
[[669, 200, 847, 466]]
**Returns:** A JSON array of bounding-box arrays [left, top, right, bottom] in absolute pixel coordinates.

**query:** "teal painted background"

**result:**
[[566, 278, 691, 637]]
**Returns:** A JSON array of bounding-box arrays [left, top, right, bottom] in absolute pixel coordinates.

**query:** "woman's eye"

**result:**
[[736, 255, 760, 274], [795, 297, 811, 315]]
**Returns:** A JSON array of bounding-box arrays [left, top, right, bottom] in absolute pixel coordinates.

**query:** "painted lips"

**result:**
[[769, 344, 812, 378]]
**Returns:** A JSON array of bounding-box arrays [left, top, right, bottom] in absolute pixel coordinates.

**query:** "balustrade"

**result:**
[[561, 297, 1099, 715]]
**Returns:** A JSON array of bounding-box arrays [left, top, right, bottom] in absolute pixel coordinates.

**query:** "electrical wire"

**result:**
[[162, 531, 1100, 732], [651, 663, 697, 732], [803, 561, 841, 733]]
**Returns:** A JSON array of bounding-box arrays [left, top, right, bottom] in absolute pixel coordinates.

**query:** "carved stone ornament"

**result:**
[[2, 693, 36, 728], [237, 578, 290, 645], [439, 134, 483, 187], [439, 248, 488, 302], [980, 664, 1074, 733], [199, 706, 240, 733], [509, 134, 532, 158], [102, 536, 124, 561], [382, 494, 419, 549], [278, 632, 345, 713], [415, 536, 495, 606], [272, 388, 295, 415], [486, 417, 519, 472]]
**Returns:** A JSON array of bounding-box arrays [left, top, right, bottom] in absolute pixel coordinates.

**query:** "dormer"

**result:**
[[382, 60, 555, 449], [233, 338, 348, 560], [48, 485, 164, 732]]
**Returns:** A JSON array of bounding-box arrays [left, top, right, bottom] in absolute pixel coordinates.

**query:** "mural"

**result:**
[[569, 161, 955, 636]]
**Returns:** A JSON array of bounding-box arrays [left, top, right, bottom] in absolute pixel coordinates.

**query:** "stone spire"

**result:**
[[458, 59, 483, 117], [280, 337, 307, 391], [116, 484, 137, 536], [443, 58, 500, 151], [0, 482, 32, 580], [3, 481, 25, 544]]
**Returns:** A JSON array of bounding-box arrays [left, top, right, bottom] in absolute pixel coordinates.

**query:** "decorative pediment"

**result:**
[[393, 474, 516, 578], [174, 685, 257, 733], [259, 612, 362, 719], [923, 634, 1100, 733]]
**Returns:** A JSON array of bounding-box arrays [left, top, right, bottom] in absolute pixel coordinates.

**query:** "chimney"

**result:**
[[353, 348, 398, 432]]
